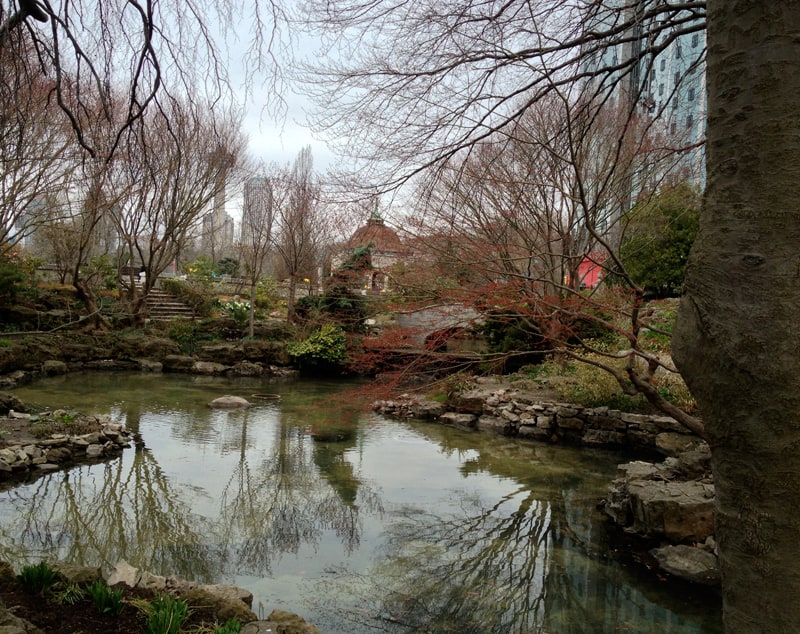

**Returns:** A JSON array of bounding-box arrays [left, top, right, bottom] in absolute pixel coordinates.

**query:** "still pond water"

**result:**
[[5, 373, 721, 633]]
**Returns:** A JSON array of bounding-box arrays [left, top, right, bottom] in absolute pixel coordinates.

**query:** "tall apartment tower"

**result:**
[[240, 176, 273, 244], [583, 1, 707, 186], [202, 148, 235, 261]]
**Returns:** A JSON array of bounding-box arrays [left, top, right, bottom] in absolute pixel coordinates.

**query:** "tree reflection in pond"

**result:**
[[309, 421, 720, 634], [4, 374, 720, 632], [0, 378, 383, 584], [0, 448, 217, 581], [206, 388, 383, 577]]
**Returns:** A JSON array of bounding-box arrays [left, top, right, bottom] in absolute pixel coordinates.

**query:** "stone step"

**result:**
[[144, 288, 194, 321]]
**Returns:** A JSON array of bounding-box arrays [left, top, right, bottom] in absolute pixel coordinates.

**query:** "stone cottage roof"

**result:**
[[346, 215, 408, 254]]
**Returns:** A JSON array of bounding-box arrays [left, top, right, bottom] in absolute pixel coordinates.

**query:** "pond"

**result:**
[[5, 373, 721, 633]]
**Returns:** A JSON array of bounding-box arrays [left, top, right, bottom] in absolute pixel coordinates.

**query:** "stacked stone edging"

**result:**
[[0, 412, 132, 479], [374, 386, 703, 455], [0, 334, 298, 390]]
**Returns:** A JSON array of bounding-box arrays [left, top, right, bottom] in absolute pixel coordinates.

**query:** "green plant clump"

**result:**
[[287, 323, 348, 373], [218, 299, 250, 327], [254, 276, 281, 310], [30, 411, 96, 438], [144, 593, 190, 634], [0, 258, 25, 304], [86, 579, 124, 615], [294, 281, 368, 332], [215, 618, 243, 633], [17, 561, 60, 595]]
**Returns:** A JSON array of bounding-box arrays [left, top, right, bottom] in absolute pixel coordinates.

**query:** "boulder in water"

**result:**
[[208, 395, 251, 409]]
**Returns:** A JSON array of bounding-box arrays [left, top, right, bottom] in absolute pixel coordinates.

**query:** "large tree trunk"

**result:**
[[672, 2, 800, 631], [73, 279, 107, 331]]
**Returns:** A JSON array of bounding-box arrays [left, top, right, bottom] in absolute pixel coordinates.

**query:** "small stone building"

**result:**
[[332, 209, 410, 293]]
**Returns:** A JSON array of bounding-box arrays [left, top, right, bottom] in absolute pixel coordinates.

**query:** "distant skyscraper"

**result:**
[[240, 176, 273, 244], [201, 148, 235, 261]]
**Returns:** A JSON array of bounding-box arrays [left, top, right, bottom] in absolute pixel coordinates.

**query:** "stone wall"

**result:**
[[375, 386, 704, 456], [0, 335, 297, 390], [0, 412, 133, 481]]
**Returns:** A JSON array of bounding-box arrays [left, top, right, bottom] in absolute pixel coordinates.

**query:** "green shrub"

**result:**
[[216, 257, 239, 277], [167, 320, 199, 354], [144, 593, 189, 634], [17, 561, 59, 595], [254, 276, 281, 310], [216, 618, 242, 634], [619, 182, 700, 298], [0, 259, 24, 304], [160, 277, 186, 297], [182, 255, 215, 279], [86, 579, 124, 615], [87, 254, 117, 291], [294, 282, 367, 332], [287, 323, 348, 373]]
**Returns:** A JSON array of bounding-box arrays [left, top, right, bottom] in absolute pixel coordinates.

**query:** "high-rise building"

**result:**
[[583, 1, 707, 186], [240, 176, 273, 244], [201, 149, 235, 261]]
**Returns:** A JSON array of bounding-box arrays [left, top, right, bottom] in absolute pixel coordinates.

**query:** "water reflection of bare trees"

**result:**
[[215, 406, 384, 575], [309, 422, 714, 634], [0, 448, 217, 581], [367, 488, 554, 633], [0, 385, 385, 586]]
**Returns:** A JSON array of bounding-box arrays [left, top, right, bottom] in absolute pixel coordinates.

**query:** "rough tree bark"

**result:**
[[672, 2, 800, 632]]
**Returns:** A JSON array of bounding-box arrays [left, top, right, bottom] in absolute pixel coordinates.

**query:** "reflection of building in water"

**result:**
[[332, 206, 410, 293]]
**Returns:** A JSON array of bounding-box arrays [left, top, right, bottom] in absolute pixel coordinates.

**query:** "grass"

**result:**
[[17, 561, 59, 595], [143, 593, 190, 634], [30, 411, 100, 438], [86, 579, 124, 615]]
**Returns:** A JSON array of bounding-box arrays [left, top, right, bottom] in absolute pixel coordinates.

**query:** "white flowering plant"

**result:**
[[217, 299, 250, 326]]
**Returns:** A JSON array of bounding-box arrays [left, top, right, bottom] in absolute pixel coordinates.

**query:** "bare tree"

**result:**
[[273, 146, 326, 323], [35, 154, 122, 330], [406, 89, 701, 430], [109, 97, 247, 323], [0, 0, 289, 161], [296, 0, 705, 188], [0, 35, 76, 254], [240, 172, 274, 337]]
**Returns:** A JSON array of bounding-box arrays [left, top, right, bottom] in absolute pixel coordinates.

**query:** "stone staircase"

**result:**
[[145, 287, 195, 321]]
